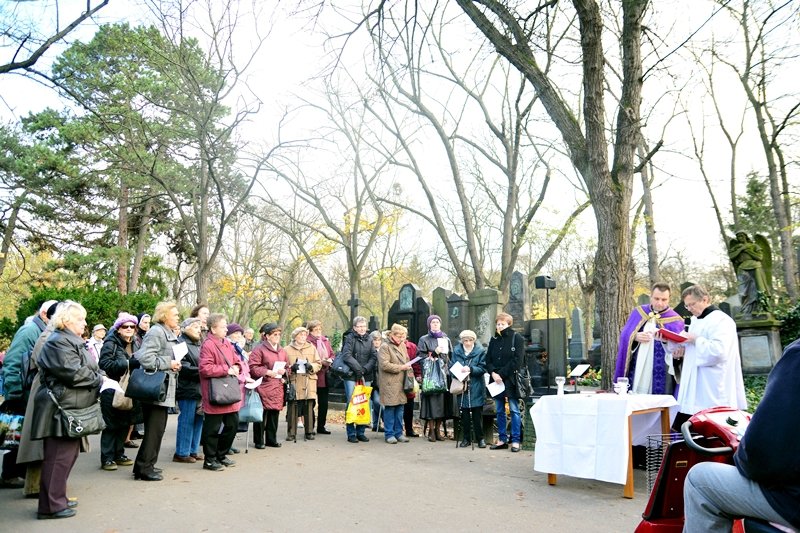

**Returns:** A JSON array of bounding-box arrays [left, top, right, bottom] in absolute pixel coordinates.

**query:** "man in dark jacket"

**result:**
[[340, 316, 377, 443], [682, 338, 800, 532]]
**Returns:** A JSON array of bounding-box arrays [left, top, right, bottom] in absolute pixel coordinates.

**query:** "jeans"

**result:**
[[175, 399, 203, 457], [371, 389, 382, 429], [383, 405, 404, 440], [344, 379, 372, 438], [494, 392, 521, 444], [683, 462, 789, 532]]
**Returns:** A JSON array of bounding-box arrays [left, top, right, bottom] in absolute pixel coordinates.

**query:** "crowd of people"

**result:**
[[0, 301, 530, 521]]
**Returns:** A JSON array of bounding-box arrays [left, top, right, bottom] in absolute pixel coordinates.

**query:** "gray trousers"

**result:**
[[683, 462, 791, 532]]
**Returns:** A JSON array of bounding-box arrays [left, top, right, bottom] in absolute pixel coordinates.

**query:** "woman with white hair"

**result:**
[[29, 301, 104, 519], [284, 327, 321, 442]]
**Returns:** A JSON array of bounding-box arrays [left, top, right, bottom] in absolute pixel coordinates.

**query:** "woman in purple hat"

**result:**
[[416, 315, 453, 442]]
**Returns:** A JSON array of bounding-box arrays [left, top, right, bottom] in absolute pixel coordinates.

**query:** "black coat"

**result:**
[[176, 333, 202, 401], [99, 331, 140, 381], [30, 329, 103, 440], [486, 327, 525, 399], [340, 331, 378, 381]]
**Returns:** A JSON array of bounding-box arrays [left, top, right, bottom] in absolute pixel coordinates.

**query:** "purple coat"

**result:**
[[614, 304, 685, 395]]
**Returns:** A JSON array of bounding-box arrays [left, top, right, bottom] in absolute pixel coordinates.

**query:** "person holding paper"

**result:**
[[451, 330, 487, 448], [662, 284, 746, 431], [416, 315, 454, 443], [403, 337, 421, 437], [98, 313, 141, 471], [377, 324, 414, 444], [614, 282, 685, 395], [486, 312, 525, 452], [249, 323, 288, 449], [173, 318, 204, 463], [132, 302, 181, 481], [284, 327, 322, 442]]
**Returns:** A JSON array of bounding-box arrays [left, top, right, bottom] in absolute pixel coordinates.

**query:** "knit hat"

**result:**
[[113, 313, 138, 331], [181, 317, 201, 330], [459, 330, 477, 341], [427, 315, 442, 329], [226, 323, 245, 336]]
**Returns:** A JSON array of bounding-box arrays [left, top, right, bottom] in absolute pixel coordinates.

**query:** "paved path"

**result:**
[[0, 411, 647, 532]]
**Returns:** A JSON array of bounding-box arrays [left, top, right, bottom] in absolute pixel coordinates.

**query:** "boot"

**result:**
[[426, 421, 435, 443]]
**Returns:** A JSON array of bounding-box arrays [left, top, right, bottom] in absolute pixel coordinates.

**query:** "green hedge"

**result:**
[[0, 287, 163, 346]]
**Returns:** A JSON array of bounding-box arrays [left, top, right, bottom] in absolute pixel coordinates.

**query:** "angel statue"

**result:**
[[727, 232, 773, 319]]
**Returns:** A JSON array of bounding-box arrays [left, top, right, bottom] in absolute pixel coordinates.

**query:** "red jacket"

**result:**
[[199, 335, 243, 415]]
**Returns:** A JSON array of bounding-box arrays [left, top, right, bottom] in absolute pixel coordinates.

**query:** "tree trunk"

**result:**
[[638, 144, 660, 286], [0, 191, 27, 278], [128, 195, 153, 293], [117, 181, 129, 295], [195, 161, 209, 304]]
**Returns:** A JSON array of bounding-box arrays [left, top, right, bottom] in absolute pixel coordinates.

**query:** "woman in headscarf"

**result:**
[[134, 313, 150, 346], [98, 313, 141, 471], [173, 317, 204, 463], [416, 315, 453, 442], [284, 326, 321, 442], [30, 301, 104, 519], [305, 320, 334, 435], [249, 323, 288, 448], [451, 329, 487, 448], [132, 302, 181, 481]]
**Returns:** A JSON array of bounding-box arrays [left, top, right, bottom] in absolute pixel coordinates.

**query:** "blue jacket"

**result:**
[[1, 315, 47, 403], [451, 342, 487, 408]]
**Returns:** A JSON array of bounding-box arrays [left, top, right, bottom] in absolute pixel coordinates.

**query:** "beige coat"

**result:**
[[285, 342, 321, 401], [378, 341, 411, 407]]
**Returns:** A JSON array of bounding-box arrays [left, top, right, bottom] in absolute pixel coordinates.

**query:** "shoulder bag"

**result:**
[[126, 367, 168, 403], [209, 347, 241, 406], [331, 351, 354, 380], [112, 368, 134, 410], [47, 389, 105, 438]]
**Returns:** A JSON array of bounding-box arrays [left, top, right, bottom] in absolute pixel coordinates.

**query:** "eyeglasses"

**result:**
[[119, 324, 136, 330]]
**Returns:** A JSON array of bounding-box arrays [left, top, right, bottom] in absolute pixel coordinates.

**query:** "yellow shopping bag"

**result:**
[[345, 383, 372, 425]]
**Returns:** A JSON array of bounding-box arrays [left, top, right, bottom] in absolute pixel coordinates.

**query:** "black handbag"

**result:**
[[208, 347, 241, 406], [285, 382, 296, 402], [331, 352, 354, 380], [514, 366, 533, 399], [47, 390, 105, 438], [403, 372, 415, 394], [125, 368, 168, 403]]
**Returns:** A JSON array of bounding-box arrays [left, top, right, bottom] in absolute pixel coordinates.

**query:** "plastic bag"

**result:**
[[239, 389, 264, 423], [421, 358, 447, 393], [345, 383, 372, 425]]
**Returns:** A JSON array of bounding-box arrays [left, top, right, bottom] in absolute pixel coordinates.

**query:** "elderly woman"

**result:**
[[135, 313, 150, 346], [30, 301, 104, 519], [340, 316, 377, 443], [417, 315, 453, 442], [249, 323, 288, 448], [199, 314, 244, 471], [173, 318, 204, 463], [369, 330, 384, 433], [285, 326, 321, 442], [190, 303, 210, 337], [98, 313, 141, 471], [306, 320, 334, 435], [378, 324, 414, 444], [486, 312, 525, 452], [451, 329, 488, 448], [132, 302, 181, 481]]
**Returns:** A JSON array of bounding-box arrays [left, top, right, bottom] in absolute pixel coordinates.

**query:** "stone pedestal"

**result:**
[[469, 288, 504, 347], [737, 319, 783, 374]]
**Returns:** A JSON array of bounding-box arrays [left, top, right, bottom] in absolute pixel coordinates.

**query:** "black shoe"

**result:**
[[229, 447, 240, 454], [153, 467, 163, 474], [459, 440, 471, 448], [219, 457, 236, 467], [37, 508, 76, 520], [254, 444, 266, 450], [347, 436, 358, 443], [317, 428, 331, 434], [286, 435, 296, 442], [304, 433, 315, 441], [489, 442, 508, 450], [356, 435, 369, 442], [133, 472, 163, 481], [0, 477, 25, 489], [407, 432, 420, 438], [266, 442, 282, 448], [478, 439, 487, 448], [203, 461, 224, 471]]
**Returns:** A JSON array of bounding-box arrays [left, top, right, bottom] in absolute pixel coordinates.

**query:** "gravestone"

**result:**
[[387, 283, 431, 344], [469, 288, 504, 346], [637, 293, 650, 307], [368, 316, 380, 332], [526, 317, 568, 387], [446, 293, 469, 341], [719, 302, 732, 318], [504, 271, 530, 332], [568, 307, 586, 366], [431, 287, 453, 334], [738, 327, 782, 374]]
